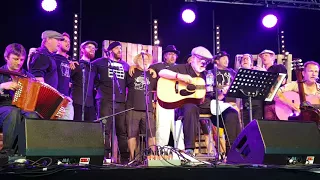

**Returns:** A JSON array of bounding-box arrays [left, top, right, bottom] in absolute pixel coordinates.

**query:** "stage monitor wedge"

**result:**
[[18, 119, 104, 166], [228, 120, 320, 165]]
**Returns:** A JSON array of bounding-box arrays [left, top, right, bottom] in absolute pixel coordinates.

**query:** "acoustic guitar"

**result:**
[[288, 59, 320, 123], [157, 77, 206, 109], [275, 91, 319, 120]]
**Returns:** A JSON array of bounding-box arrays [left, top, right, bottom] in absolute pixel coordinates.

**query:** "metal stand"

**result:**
[[226, 68, 286, 123], [213, 64, 221, 161], [141, 53, 150, 150], [81, 64, 86, 122]]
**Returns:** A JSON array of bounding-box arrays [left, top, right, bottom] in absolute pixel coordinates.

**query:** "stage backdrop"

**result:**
[[102, 40, 162, 66]]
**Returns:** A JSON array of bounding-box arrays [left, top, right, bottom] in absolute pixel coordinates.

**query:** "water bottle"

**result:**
[[206, 70, 214, 92]]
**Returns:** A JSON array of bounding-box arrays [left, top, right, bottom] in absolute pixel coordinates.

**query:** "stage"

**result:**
[[1, 163, 320, 180]]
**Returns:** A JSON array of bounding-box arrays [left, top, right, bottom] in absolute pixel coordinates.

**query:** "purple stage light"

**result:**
[[262, 14, 278, 28], [42, 0, 57, 12], [182, 9, 196, 23]]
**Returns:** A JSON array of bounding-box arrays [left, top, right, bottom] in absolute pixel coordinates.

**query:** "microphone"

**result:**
[[316, 77, 319, 82], [80, 60, 90, 69], [141, 50, 146, 55]]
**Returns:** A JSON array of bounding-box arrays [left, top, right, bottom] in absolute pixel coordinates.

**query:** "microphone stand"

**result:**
[[142, 53, 150, 153], [213, 64, 220, 161], [81, 63, 86, 122], [108, 59, 122, 163]]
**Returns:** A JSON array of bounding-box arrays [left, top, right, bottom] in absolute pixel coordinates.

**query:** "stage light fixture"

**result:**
[[73, 14, 79, 60], [216, 25, 221, 52], [262, 14, 278, 28], [182, 9, 196, 23], [153, 19, 160, 45], [41, 0, 57, 12], [280, 30, 286, 54]]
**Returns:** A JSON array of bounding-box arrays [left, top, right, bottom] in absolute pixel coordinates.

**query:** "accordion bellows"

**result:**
[[12, 78, 70, 119]]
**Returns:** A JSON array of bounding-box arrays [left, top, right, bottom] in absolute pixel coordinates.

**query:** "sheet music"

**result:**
[[265, 73, 287, 102]]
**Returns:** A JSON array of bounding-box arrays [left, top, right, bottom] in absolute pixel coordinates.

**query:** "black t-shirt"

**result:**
[[168, 64, 205, 79], [211, 68, 236, 103], [70, 60, 97, 107], [53, 54, 71, 96], [150, 62, 176, 74], [126, 70, 157, 111], [215, 68, 236, 86], [0, 65, 34, 106], [93, 58, 129, 102], [29, 47, 58, 89]]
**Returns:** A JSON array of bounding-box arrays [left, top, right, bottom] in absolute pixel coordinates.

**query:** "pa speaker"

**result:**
[[228, 120, 320, 165], [18, 119, 104, 166]]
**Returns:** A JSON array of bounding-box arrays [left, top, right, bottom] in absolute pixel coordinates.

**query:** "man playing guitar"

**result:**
[[158, 46, 213, 155], [275, 61, 320, 119]]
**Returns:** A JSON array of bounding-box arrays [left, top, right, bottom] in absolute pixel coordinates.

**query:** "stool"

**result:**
[[199, 114, 226, 156], [198, 114, 215, 155]]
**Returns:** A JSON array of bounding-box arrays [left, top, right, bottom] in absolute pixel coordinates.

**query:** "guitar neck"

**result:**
[[196, 85, 206, 89]]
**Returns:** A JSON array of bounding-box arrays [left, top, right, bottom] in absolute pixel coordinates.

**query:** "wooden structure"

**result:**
[[102, 40, 163, 66], [234, 53, 293, 83]]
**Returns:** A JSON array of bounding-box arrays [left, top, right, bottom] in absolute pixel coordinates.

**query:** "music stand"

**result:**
[[226, 68, 286, 122]]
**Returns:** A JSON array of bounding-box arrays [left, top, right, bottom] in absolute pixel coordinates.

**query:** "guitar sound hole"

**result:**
[[187, 84, 196, 91], [180, 90, 194, 96]]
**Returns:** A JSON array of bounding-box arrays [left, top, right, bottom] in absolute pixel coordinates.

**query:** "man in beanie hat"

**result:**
[[258, 49, 287, 120], [126, 53, 157, 160], [92, 41, 130, 163]]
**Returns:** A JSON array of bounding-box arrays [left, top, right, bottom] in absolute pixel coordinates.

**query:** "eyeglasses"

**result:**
[[86, 46, 98, 51]]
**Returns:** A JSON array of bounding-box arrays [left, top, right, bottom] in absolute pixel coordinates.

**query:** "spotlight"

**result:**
[[182, 9, 195, 23], [262, 14, 278, 28], [41, 0, 57, 12]]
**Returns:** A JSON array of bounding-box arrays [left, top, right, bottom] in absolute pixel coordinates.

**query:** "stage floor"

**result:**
[[1, 163, 320, 180]]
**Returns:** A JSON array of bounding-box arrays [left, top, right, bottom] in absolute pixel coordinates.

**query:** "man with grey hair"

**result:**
[[159, 46, 213, 155]]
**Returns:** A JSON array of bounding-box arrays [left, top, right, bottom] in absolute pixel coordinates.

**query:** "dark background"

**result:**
[[1, 0, 319, 67]]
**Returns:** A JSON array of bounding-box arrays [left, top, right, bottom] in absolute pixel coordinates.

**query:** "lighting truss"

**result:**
[[192, 0, 320, 10]]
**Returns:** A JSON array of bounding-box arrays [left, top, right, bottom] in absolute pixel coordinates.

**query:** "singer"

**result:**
[[70, 41, 98, 122], [93, 41, 130, 164], [158, 46, 214, 156], [126, 53, 157, 161], [275, 61, 320, 112]]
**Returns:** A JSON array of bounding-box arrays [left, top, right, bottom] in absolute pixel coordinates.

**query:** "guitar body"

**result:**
[[289, 107, 320, 123], [275, 91, 320, 120], [157, 77, 206, 109]]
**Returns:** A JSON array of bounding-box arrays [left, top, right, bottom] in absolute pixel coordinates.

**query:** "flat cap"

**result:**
[[41, 30, 64, 40], [191, 46, 213, 59]]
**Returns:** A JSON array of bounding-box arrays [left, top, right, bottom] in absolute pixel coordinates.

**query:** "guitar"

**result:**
[[275, 91, 319, 120], [289, 59, 320, 123], [157, 77, 206, 109]]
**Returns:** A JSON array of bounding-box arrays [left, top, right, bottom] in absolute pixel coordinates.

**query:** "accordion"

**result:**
[[12, 78, 70, 119]]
